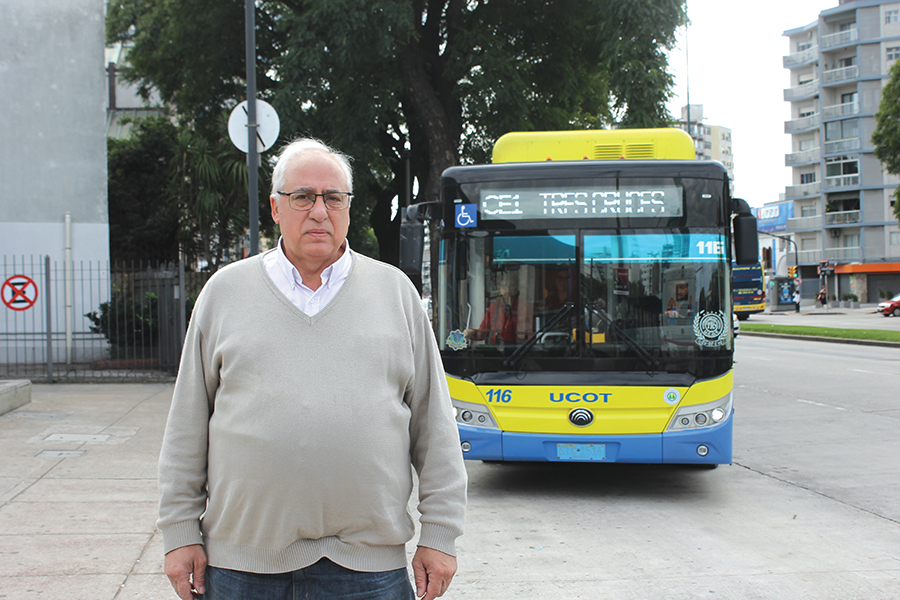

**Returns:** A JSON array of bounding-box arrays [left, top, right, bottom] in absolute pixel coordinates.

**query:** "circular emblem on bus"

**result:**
[[663, 388, 681, 405], [569, 408, 594, 427], [693, 310, 727, 347]]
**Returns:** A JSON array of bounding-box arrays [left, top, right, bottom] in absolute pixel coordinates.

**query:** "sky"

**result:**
[[665, 0, 839, 207]]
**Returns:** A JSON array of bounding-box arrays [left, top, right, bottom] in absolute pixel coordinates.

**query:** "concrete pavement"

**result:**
[[0, 383, 174, 600]]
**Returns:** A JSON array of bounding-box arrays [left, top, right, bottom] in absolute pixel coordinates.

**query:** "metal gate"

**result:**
[[1, 256, 208, 382]]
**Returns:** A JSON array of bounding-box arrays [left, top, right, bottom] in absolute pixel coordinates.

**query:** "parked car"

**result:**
[[733, 313, 740, 337], [877, 293, 900, 317]]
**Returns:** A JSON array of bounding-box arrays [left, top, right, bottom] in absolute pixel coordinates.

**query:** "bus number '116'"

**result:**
[[486, 389, 512, 403]]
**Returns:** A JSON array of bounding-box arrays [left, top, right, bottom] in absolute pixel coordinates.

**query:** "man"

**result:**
[[465, 274, 519, 345], [158, 138, 467, 600]]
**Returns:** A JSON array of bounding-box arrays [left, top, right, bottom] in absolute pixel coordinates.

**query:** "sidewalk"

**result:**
[[0, 383, 174, 600], [740, 302, 900, 342]]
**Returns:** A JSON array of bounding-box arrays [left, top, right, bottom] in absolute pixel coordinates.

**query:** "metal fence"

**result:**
[[1, 255, 210, 382]]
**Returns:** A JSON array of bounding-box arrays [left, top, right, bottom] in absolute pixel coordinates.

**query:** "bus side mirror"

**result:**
[[732, 198, 759, 266], [399, 202, 441, 284], [399, 219, 425, 280]]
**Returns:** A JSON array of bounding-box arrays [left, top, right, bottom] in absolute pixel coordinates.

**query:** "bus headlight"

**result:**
[[667, 392, 733, 431], [451, 398, 498, 429]]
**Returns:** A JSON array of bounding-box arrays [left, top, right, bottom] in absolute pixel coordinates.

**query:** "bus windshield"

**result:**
[[438, 230, 732, 379]]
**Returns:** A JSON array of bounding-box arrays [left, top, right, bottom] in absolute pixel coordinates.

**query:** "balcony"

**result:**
[[797, 249, 823, 264], [784, 80, 819, 101], [784, 46, 819, 68], [785, 148, 820, 165], [824, 210, 861, 225], [820, 28, 858, 49], [785, 181, 821, 197], [785, 114, 820, 133], [824, 174, 860, 189], [822, 65, 858, 85], [822, 101, 859, 118], [787, 215, 823, 230], [824, 137, 860, 154], [825, 246, 862, 260]]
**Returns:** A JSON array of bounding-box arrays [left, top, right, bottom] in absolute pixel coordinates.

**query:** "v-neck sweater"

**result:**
[[157, 253, 467, 573]]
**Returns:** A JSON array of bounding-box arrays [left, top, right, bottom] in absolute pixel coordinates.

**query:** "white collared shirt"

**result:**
[[263, 237, 353, 316]]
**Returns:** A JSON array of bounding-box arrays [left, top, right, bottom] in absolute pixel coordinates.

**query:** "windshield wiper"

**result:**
[[503, 302, 574, 368], [593, 307, 660, 375]]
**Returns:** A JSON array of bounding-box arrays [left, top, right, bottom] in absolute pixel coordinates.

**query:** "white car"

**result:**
[[732, 313, 740, 337]]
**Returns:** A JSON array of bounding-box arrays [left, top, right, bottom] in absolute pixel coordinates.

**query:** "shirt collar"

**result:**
[[274, 236, 352, 291]]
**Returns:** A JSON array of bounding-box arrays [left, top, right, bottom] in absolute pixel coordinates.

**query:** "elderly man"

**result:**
[[158, 138, 467, 600]]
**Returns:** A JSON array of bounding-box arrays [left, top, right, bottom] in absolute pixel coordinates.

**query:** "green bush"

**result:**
[[85, 288, 159, 348], [841, 293, 859, 302]]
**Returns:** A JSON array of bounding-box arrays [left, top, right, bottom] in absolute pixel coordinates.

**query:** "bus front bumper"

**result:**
[[457, 413, 732, 464]]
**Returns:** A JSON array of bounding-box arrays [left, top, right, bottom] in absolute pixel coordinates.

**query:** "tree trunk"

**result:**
[[396, 43, 458, 203]]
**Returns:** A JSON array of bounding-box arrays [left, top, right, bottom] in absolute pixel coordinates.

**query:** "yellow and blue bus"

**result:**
[[732, 261, 766, 320], [402, 129, 758, 465]]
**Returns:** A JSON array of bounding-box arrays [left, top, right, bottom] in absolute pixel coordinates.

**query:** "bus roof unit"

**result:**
[[492, 128, 695, 163]]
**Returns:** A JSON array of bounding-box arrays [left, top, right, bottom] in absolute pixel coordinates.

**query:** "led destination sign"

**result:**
[[479, 185, 683, 220]]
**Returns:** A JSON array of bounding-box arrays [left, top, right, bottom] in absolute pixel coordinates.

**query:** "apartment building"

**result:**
[[676, 104, 735, 185], [783, 0, 900, 302]]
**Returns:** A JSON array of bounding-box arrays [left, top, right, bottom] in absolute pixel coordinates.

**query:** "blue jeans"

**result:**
[[202, 558, 415, 600]]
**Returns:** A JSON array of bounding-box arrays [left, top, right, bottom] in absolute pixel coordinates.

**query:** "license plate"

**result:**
[[557, 443, 606, 461]]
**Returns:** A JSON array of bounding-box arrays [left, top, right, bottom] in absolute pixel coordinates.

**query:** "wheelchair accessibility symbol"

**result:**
[[455, 204, 477, 228]]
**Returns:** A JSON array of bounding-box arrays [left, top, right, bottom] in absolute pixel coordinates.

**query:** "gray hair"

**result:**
[[270, 138, 353, 198]]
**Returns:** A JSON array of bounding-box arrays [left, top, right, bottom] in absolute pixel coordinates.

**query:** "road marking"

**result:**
[[797, 399, 846, 411], [849, 368, 897, 377]]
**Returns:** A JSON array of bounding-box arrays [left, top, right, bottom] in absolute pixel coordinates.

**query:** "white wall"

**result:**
[[0, 0, 109, 265]]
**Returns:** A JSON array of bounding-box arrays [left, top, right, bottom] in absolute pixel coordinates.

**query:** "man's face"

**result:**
[[270, 152, 350, 272]]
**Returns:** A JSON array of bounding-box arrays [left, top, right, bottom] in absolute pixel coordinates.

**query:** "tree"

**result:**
[[107, 117, 180, 264], [168, 116, 276, 272], [872, 58, 900, 224], [107, 0, 686, 264]]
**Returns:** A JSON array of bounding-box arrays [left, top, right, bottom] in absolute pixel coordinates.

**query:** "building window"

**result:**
[[890, 232, 900, 245], [841, 92, 858, 106], [801, 237, 817, 251], [801, 172, 817, 184], [801, 204, 818, 218], [888, 47, 900, 61], [825, 119, 859, 141], [843, 234, 859, 248], [826, 156, 859, 177], [886, 9, 899, 24], [798, 41, 814, 52]]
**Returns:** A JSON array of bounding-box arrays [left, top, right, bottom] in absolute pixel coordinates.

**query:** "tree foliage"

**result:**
[[107, 117, 180, 264], [872, 59, 900, 223], [107, 0, 686, 264], [107, 116, 276, 271]]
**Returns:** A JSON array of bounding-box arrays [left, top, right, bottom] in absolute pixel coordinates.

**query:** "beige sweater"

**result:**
[[157, 253, 467, 573]]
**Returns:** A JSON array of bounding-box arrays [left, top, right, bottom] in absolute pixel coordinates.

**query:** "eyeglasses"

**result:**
[[276, 190, 353, 211]]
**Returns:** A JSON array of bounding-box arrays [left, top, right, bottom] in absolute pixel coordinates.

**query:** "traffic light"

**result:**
[[788, 265, 797, 278]]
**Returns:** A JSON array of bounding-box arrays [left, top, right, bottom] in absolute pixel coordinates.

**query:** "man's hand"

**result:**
[[164, 544, 207, 600], [412, 546, 457, 600]]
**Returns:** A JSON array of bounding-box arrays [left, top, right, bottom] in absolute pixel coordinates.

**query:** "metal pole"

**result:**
[[45, 255, 53, 381], [245, 0, 259, 256], [768, 232, 800, 275], [64, 213, 74, 364]]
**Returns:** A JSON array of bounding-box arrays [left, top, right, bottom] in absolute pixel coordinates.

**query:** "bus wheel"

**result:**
[[736, 314, 749, 321]]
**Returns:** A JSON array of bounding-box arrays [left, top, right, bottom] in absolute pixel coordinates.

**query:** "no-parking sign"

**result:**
[[2, 275, 38, 311]]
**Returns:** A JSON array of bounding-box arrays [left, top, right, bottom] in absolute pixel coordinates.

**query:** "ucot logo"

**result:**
[[549, 392, 611, 403]]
